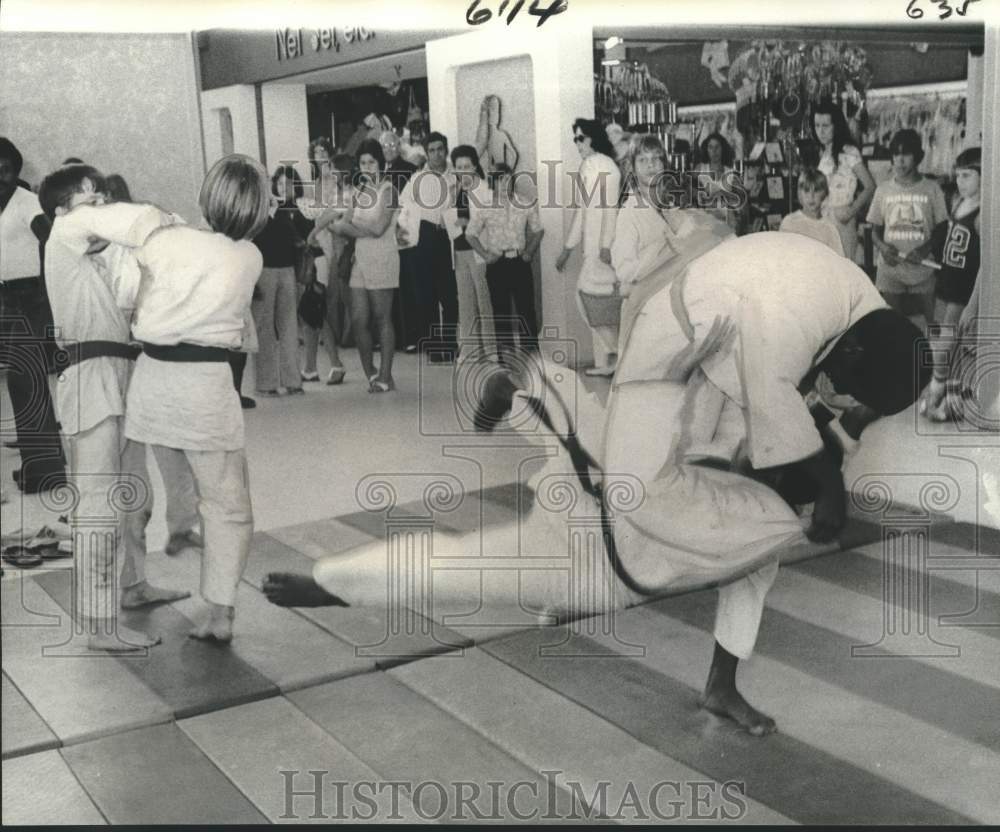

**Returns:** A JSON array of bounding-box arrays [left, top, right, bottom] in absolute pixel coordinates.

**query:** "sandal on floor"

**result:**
[[2, 546, 43, 568], [368, 380, 393, 394], [326, 366, 346, 385]]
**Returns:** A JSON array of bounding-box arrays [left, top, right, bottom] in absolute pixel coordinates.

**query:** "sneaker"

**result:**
[[240, 396, 257, 409], [326, 366, 346, 385], [301, 371, 320, 382]]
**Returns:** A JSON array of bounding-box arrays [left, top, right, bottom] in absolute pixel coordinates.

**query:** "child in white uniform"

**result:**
[[125, 155, 270, 642], [39, 165, 191, 651]]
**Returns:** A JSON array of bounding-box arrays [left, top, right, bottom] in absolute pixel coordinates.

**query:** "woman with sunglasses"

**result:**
[[555, 118, 621, 377]]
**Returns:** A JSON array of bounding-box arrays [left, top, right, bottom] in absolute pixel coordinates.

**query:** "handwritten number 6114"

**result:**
[[466, 0, 569, 27], [905, 0, 980, 19]]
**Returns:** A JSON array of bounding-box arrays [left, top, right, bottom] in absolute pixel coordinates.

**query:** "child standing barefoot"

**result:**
[[126, 155, 270, 642]]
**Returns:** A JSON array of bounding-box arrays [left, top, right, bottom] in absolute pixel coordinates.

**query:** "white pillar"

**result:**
[[200, 85, 262, 166], [260, 83, 311, 181], [426, 25, 595, 354]]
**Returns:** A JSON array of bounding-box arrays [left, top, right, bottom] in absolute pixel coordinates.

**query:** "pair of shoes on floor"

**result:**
[[583, 365, 616, 378], [240, 396, 257, 409], [12, 468, 68, 494], [327, 366, 346, 385], [301, 371, 320, 382]]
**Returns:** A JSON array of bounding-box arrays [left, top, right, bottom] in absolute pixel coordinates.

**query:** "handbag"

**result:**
[[297, 281, 327, 329], [578, 283, 623, 329]]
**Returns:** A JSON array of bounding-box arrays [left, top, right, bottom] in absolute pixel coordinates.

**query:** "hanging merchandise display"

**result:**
[[864, 91, 967, 178], [727, 40, 875, 144], [594, 61, 674, 131]]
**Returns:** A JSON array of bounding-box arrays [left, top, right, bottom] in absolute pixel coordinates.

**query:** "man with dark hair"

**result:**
[[397, 131, 459, 362], [0, 137, 67, 493]]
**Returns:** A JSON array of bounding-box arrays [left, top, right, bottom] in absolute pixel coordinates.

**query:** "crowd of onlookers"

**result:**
[[0, 97, 986, 646], [0, 103, 986, 498]]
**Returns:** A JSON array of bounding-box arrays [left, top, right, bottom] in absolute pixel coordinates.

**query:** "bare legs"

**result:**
[[351, 287, 395, 389]]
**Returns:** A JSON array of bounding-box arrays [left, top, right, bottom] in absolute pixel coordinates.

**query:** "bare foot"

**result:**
[[700, 688, 777, 736], [165, 530, 203, 556], [263, 572, 349, 607], [87, 623, 162, 652], [189, 603, 234, 643], [121, 580, 191, 610]]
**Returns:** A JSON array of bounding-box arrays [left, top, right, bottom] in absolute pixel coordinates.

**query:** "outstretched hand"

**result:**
[[663, 315, 735, 382]]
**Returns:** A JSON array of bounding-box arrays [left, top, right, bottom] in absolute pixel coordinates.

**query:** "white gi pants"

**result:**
[[69, 417, 201, 625], [148, 446, 253, 607], [607, 282, 803, 660]]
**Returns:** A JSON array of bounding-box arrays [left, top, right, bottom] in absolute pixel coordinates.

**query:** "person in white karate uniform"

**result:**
[[39, 165, 194, 651], [264, 231, 928, 736]]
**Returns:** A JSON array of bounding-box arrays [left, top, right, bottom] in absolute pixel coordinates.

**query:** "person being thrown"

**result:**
[[266, 231, 929, 736]]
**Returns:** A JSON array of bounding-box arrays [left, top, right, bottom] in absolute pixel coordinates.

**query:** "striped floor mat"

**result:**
[[2, 490, 997, 824]]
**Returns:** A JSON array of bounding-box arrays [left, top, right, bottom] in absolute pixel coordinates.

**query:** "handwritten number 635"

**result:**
[[906, 0, 980, 19], [467, 0, 569, 27]]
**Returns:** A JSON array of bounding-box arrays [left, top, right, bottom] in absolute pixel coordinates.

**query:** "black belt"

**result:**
[[527, 375, 657, 597], [141, 342, 230, 362], [57, 340, 142, 369]]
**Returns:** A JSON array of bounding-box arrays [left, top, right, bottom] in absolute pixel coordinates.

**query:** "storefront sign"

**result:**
[[275, 27, 375, 61], [198, 28, 460, 90]]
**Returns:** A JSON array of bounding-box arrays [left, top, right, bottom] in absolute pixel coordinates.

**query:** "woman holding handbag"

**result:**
[[555, 119, 621, 377], [330, 139, 400, 393]]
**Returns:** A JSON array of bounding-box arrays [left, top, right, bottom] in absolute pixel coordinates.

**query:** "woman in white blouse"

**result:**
[[811, 101, 876, 263], [555, 118, 621, 377]]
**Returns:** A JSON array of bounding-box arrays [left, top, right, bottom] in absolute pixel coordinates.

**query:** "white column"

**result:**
[[426, 25, 595, 352], [260, 83, 312, 181], [200, 84, 262, 166]]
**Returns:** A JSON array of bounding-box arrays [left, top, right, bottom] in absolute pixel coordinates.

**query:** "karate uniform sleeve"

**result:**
[[55, 202, 175, 252], [738, 294, 823, 469]]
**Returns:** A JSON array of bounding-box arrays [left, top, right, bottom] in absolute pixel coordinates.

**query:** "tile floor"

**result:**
[[2, 347, 998, 824]]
